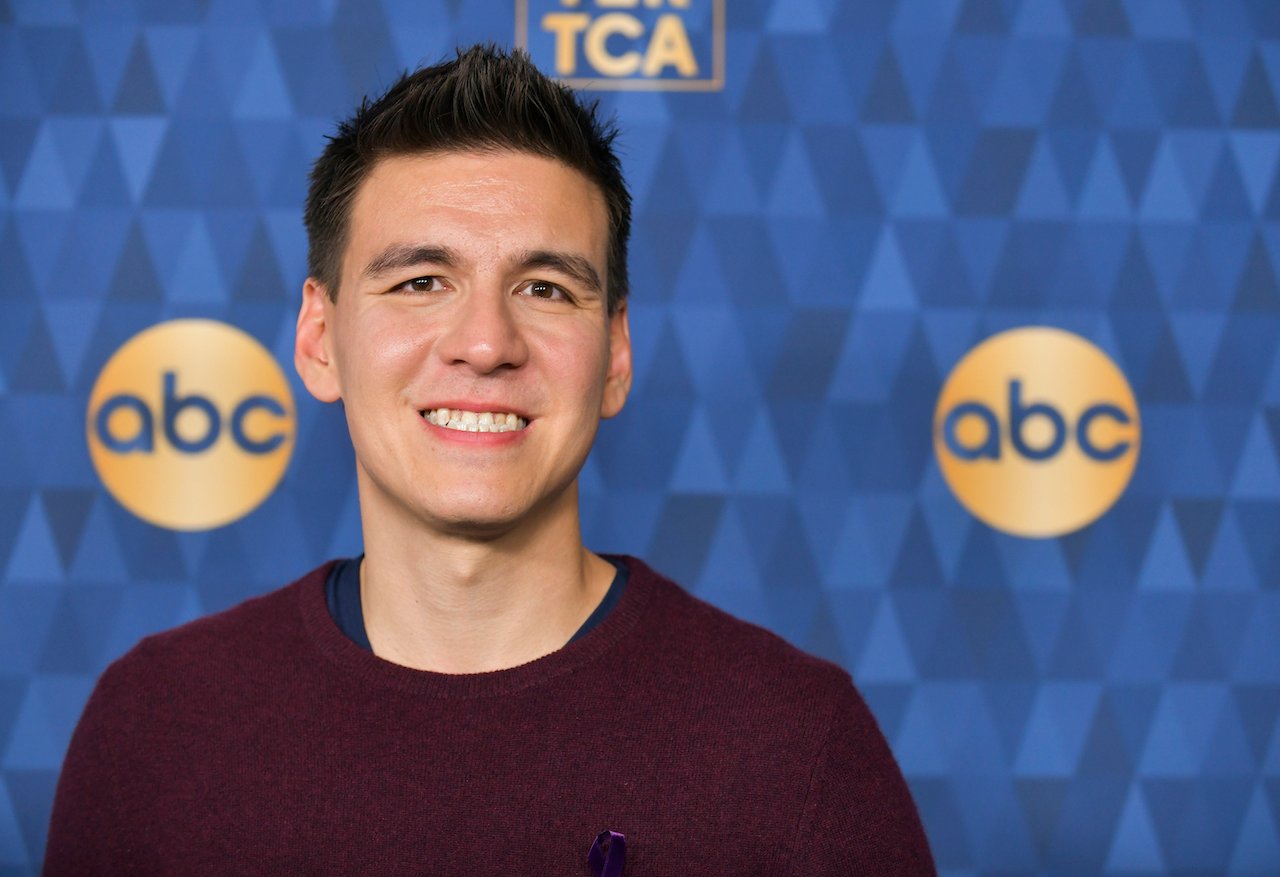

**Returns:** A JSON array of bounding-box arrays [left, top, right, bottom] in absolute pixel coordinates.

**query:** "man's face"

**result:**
[[296, 150, 631, 537]]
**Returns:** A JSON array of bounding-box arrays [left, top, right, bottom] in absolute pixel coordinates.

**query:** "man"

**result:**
[[45, 46, 935, 875]]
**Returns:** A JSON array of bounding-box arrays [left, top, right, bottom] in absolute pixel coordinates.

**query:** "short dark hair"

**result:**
[[304, 45, 631, 313]]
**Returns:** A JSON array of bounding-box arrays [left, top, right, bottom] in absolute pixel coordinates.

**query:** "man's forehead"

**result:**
[[340, 150, 610, 275]]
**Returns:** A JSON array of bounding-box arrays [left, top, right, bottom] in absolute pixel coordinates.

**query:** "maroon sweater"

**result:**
[[45, 558, 934, 875]]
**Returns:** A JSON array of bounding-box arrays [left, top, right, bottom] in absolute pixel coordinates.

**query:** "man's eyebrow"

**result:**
[[362, 244, 457, 280], [518, 250, 603, 295]]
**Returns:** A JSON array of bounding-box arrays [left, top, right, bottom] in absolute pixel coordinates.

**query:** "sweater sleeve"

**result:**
[[789, 679, 937, 876], [42, 659, 138, 877]]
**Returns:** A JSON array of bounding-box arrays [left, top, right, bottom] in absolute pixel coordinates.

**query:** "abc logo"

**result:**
[[933, 327, 1140, 538], [86, 319, 295, 531]]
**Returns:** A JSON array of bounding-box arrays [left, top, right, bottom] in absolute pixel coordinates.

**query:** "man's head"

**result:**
[[304, 45, 631, 314]]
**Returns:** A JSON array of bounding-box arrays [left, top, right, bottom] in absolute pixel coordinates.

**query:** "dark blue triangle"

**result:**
[[862, 48, 915, 123], [1233, 52, 1280, 128], [112, 37, 166, 114]]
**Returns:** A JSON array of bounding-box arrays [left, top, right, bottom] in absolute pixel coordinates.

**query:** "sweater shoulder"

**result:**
[[103, 563, 329, 689], [626, 557, 855, 700]]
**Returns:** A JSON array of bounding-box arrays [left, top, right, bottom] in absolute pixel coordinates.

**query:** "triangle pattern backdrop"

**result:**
[[3, 0, 1280, 873]]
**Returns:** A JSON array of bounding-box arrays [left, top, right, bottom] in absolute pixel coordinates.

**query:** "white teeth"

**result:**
[[424, 408, 528, 433]]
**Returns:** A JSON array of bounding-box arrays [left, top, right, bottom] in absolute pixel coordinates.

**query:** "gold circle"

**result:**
[[86, 319, 296, 531], [933, 327, 1140, 538]]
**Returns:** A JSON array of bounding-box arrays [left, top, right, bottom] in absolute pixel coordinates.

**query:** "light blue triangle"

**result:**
[[1168, 311, 1225, 398], [704, 133, 763, 214], [1137, 506, 1198, 591], [860, 127, 915, 205], [1174, 130, 1225, 200], [1230, 416, 1280, 498], [765, 0, 829, 32], [2, 676, 93, 770], [1078, 139, 1133, 219], [1105, 787, 1166, 869], [109, 118, 168, 203], [860, 227, 917, 308], [40, 298, 102, 385], [1013, 684, 1100, 776], [233, 34, 294, 119], [68, 498, 132, 584], [5, 495, 64, 582], [142, 26, 201, 108], [1229, 132, 1280, 215], [669, 408, 729, 492], [893, 137, 949, 218], [699, 504, 762, 590], [1201, 508, 1260, 591], [1230, 787, 1280, 870], [826, 499, 888, 588], [46, 118, 105, 204], [169, 218, 227, 302], [734, 411, 791, 493], [766, 133, 825, 218], [15, 125, 74, 210], [1014, 139, 1071, 218], [1011, 0, 1072, 36], [892, 691, 948, 773], [1139, 140, 1196, 221], [856, 598, 916, 681]]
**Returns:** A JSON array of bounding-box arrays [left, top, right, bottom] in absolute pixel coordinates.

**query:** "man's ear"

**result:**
[[600, 303, 632, 419], [295, 278, 342, 403]]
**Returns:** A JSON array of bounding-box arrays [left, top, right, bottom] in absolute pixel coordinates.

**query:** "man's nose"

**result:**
[[435, 287, 530, 374]]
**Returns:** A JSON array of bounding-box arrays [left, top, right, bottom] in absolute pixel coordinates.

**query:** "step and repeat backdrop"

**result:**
[[3, 0, 1279, 873]]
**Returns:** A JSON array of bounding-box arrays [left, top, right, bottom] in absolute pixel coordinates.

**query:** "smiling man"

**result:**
[[45, 46, 934, 875]]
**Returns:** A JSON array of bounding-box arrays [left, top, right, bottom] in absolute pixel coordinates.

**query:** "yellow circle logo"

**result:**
[[933, 327, 1140, 538], [86, 319, 295, 531]]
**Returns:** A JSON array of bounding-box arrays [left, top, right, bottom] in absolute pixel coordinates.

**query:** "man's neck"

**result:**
[[355, 482, 615, 674]]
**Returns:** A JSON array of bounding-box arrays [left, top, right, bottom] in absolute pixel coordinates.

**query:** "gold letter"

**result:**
[[542, 13, 590, 75], [584, 13, 643, 77], [642, 13, 698, 77]]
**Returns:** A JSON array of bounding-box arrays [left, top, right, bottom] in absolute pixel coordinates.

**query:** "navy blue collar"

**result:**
[[324, 556, 630, 652]]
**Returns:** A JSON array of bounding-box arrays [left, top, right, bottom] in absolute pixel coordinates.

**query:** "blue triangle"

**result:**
[[1106, 787, 1165, 869], [1230, 417, 1280, 498], [112, 37, 167, 113], [860, 127, 916, 206], [765, 134, 825, 218], [1011, 0, 1071, 35], [860, 228, 916, 308], [2, 676, 94, 770], [703, 133, 762, 214], [5, 495, 63, 581], [1234, 51, 1280, 127], [733, 411, 791, 493], [668, 407, 729, 492], [1137, 507, 1198, 591], [1201, 508, 1260, 591], [1139, 140, 1196, 220], [699, 504, 762, 590], [14, 125, 73, 210], [108, 118, 167, 203], [1015, 139, 1071, 218], [856, 598, 917, 681], [68, 497, 131, 584], [169, 218, 227, 302], [861, 48, 915, 123], [1231, 787, 1280, 869], [894, 136, 949, 217], [1168, 311, 1225, 398], [233, 34, 294, 119], [1078, 139, 1133, 219], [1229, 132, 1280, 215]]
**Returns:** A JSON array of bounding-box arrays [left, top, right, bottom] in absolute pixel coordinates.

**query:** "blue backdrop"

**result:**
[[3, 0, 1280, 874]]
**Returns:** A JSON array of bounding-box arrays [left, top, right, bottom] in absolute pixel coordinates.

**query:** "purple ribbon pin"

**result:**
[[588, 829, 626, 877]]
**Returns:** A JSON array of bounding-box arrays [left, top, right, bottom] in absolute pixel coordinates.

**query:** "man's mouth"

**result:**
[[422, 408, 529, 433]]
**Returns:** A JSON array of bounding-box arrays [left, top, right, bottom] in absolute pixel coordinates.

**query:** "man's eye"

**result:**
[[518, 280, 570, 301], [395, 276, 446, 294]]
